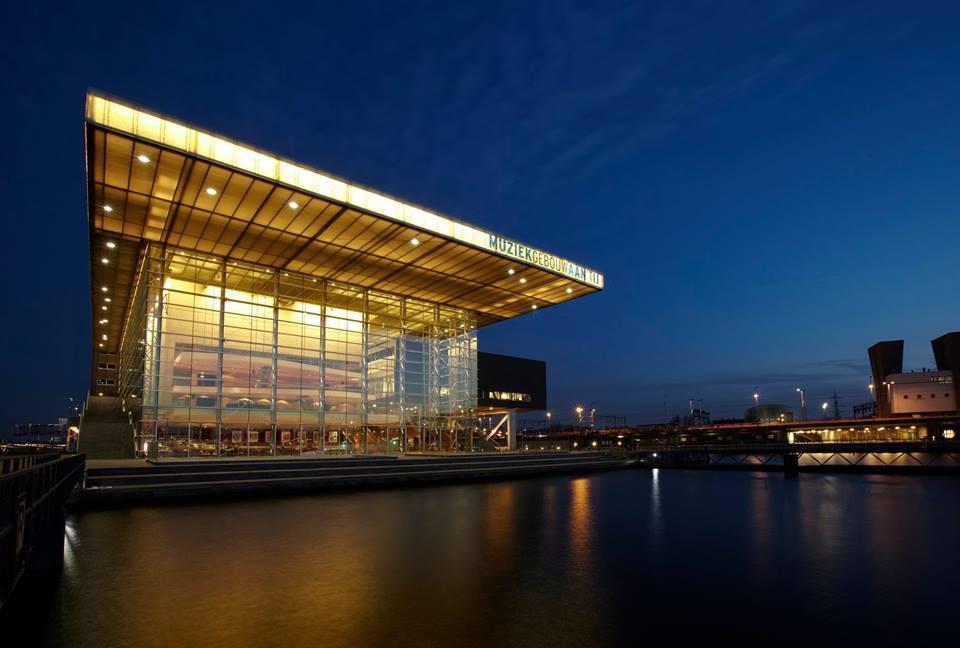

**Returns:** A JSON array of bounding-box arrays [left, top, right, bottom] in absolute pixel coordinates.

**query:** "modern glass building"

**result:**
[[84, 93, 603, 458]]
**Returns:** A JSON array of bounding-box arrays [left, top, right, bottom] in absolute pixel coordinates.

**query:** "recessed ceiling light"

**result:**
[[205, 187, 218, 196], [288, 200, 299, 209], [102, 334, 108, 340], [531, 304, 538, 310], [507, 268, 515, 276], [106, 241, 116, 249], [137, 154, 150, 164], [566, 287, 573, 294], [410, 237, 420, 246], [104, 297, 111, 302], [103, 205, 113, 213], [98, 343, 104, 348], [101, 258, 109, 264], [100, 319, 108, 324], [519, 277, 527, 284], [102, 305, 108, 311], [101, 286, 108, 292]]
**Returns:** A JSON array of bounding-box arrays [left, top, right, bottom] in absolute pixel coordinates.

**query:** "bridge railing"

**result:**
[[0, 452, 85, 610]]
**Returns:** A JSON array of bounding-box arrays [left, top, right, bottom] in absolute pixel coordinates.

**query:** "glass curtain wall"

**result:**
[[124, 245, 478, 458]]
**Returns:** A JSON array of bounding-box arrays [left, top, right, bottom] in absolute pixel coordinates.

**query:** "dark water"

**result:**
[[8, 469, 960, 647]]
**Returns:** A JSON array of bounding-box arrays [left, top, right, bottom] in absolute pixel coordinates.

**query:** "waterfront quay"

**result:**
[[77, 451, 628, 504]]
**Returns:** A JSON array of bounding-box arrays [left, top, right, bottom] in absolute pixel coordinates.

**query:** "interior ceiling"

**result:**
[[88, 125, 602, 354]]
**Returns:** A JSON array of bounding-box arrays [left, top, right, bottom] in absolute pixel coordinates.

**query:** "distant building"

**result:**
[[884, 371, 955, 415], [683, 407, 710, 427], [745, 404, 794, 424], [868, 332, 960, 418]]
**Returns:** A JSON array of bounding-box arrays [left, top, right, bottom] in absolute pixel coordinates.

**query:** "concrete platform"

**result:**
[[77, 452, 631, 504]]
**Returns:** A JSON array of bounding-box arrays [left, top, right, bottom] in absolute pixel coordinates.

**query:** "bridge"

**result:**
[[627, 439, 960, 472], [0, 452, 85, 611]]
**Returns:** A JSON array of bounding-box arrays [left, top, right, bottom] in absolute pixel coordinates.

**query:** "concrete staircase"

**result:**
[[79, 395, 136, 459]]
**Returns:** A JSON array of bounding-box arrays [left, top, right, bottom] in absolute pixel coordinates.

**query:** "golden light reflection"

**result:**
[[569, 478, 592, 563]]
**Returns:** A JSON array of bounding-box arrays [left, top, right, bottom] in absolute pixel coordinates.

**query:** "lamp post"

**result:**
[[822, 401, 829, 420], [795, 387, 806, 422], [575, 406, 584, 424], [545, 411, 552, 431], [753, 387, 760, 423]]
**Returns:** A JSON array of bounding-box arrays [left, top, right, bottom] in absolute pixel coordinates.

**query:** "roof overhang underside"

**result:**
[[85, 94, 604, 347]]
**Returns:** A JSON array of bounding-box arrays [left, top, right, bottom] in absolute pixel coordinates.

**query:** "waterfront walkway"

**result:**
[[78, 452, 629, 504]]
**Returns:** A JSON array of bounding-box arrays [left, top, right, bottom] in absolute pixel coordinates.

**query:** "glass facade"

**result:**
[[120, 245, 477, 458]]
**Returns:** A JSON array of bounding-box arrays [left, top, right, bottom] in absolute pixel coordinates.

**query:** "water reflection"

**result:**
[[7, 471, 960, 647], [649, 467, 662, 547]]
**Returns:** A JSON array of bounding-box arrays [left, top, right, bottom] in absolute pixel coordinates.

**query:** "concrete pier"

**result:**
[[77, 451, 630, 504]]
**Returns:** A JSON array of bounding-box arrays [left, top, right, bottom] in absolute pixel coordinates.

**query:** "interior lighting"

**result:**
[[531, 304, 538, 310], [566, 287, 573, 294], [136, 154, 150, 163], [101, 286, 108, 292], [101, 258, 109, 264], [288, 200, 299, 209], [106, 241, 116, 249], [103, 205, 113, 213], [410, 237, 420, 246], [205, 187, 218, 196], [507, 268, 515, 275], [519, 277, 527, 284]]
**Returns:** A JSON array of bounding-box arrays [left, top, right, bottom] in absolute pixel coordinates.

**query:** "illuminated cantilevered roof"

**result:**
[[85, 92, 603, 339]]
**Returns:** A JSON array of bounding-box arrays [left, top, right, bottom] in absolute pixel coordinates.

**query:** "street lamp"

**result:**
[[575, 406, 584, 424], [796, 387, 806, 422], [545, 411, 552, 430], [753, 387, 760, 423], [822, 401, 829, 419]]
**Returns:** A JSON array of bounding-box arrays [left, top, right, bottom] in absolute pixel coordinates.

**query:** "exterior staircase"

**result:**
[[79, 395, 136, 459]]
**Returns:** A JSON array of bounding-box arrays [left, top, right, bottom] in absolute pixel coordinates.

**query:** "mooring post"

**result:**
[[782, 453, 799, 475], [30, 501, 67, 572]]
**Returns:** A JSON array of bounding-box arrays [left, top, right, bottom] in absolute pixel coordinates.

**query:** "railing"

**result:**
[[0, 453, 86, 610]]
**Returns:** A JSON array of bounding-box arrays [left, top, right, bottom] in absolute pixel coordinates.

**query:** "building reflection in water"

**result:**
[[569, 477, 593, 568], [748, 473, 774, 583]]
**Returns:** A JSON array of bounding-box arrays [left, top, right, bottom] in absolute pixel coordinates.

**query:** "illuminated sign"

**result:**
[[487, 235, 603, 287]]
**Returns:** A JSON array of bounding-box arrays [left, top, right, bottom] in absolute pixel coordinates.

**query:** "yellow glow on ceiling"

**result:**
[[86, 93, 603, 289]]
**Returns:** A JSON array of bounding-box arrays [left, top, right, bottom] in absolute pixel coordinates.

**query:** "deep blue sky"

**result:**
[[2, 0, 959, 429]]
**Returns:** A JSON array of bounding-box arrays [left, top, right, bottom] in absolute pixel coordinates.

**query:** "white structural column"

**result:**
[[507, 410, 518, 451]]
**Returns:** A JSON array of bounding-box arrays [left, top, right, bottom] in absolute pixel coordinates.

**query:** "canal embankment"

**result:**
[[74, 451, 632, 505]]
